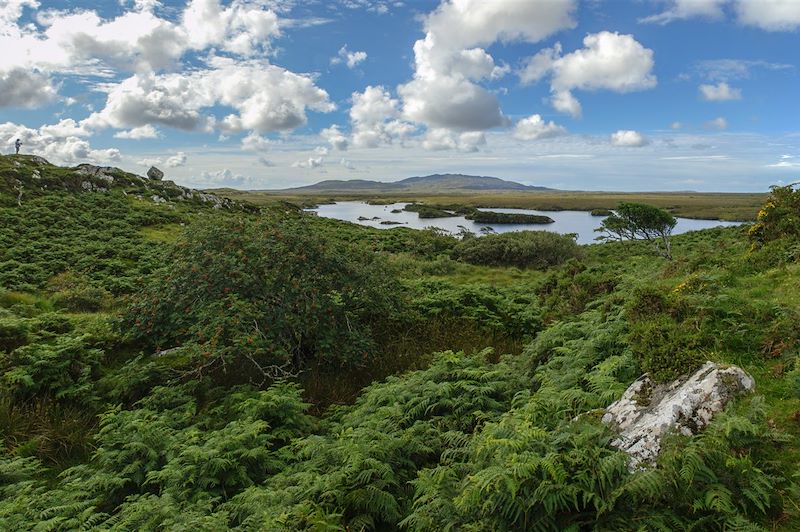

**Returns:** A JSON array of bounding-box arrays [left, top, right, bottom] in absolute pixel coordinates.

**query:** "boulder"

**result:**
[[76, 164, 116, 184], [147, 166, 164, 180], [602, 361, 754, 466]]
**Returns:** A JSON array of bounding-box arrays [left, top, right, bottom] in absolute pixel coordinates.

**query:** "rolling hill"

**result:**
[[272, 173, 554, 193]]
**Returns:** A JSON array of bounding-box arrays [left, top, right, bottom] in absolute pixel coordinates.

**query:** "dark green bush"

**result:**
[[0, 317, 28, 352], [125, 217, 406, 379], [628, 314, 706, 382], [452, 230, 581, 268]]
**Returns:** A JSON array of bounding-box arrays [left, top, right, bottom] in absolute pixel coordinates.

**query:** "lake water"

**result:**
[[309, 201, 742, 245]]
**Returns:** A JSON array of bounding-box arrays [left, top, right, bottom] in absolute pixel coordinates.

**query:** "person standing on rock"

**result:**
[[14, 138, 22, 154]]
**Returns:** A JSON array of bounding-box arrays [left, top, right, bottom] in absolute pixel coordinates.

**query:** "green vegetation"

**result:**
[[596, 202, 678, 259], [452, 230, 581, 269], [217, 188, 766, 221], [591, 207, 613, 216], [465, 209, 554, 224], [1, 155, 798, 530], [402, 202, 460, 218]]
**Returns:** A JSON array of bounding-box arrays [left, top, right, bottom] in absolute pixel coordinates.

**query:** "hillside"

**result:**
[[0, 156, 797, 530], [0, 154, 242, 210], [275, 173, 553, 193]]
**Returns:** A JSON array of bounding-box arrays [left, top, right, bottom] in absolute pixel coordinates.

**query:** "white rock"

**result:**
[[602, 361, 754, 466]]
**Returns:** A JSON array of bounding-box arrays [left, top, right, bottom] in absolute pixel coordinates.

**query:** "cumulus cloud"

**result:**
[[399, 0, 576, 132], [166, 151, 187, 167], [331, 45, 367, 68], [0, 69, 58, 108], [0, 120, 120, 163], [0, 0, 291, 109], [705, 117, 728, 130], [513, 114, 566, 141], [350, 85, 414, 147], [241, 132, 273, 152], [520, 32, 656, 118], [114, 125, 161, 139], [610, 130, 649, 147], [197, 168, 251, 187], [699, 81, 742, 101], [421, 128, 485, 152], [320, 125, 349, 151], [292, 156, 324, 168], [84, 57, 334, 134]]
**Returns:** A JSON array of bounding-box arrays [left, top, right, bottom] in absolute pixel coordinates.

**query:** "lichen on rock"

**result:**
[[602, 361, 754, 466]]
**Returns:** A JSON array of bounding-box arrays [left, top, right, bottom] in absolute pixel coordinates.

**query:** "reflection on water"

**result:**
[[309, 201, 743, 245]]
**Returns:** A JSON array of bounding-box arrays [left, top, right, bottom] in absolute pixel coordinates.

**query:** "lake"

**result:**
[[309, 201, 743, 245]]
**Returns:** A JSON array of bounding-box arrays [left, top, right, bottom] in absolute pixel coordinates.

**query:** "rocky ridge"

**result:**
[[0, 154, 242, 210]]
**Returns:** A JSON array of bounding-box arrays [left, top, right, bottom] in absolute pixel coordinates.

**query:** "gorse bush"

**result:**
[[124, 216, 406, 381], [749, 183, 800, 246], [452, 230, 581, 268]]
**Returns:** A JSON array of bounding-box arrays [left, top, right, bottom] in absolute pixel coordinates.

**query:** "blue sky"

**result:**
[[1, 0, 799, 191]]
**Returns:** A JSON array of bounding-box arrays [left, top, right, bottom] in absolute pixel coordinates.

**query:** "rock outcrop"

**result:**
[[602, 361, 754, 466], [147, 166, 164, 180]]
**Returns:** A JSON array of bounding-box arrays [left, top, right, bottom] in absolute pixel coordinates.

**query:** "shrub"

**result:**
[[0, 317, 28, 352], [748, 183, 800, 247], [124, 217, 406, 380], [452, 230, 581, 269], [628, 314, 706, 382]]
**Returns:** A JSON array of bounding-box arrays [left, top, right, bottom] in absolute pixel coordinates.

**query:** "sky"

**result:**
[[1, 0, 799, 192]]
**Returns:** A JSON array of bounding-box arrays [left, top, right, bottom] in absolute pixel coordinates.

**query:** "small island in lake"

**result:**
[[466, 210, 555, 224]]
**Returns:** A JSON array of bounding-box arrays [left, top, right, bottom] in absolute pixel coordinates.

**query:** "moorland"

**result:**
[[0, 154, 798, 530]]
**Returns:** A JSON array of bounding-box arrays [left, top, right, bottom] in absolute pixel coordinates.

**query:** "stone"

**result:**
[[602, 361, 754, 466], [151, 195, 167, 204], [76, 164, 116, 184], [147, 166, 164, 180]]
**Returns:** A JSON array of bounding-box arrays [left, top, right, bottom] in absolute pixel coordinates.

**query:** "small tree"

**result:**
[[595, 202, 677, 259]]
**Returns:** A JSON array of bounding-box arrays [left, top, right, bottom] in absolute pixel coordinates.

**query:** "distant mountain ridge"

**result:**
[[274, 173, 554, 193]]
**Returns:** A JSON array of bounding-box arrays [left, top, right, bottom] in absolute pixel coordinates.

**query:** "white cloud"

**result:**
[[0, 0, 288, 107], [705, 117, 728, 130], [331, 45, 367, 68], [241, 132, 273, 152], [766, 155, 800, 168], [340, 158, 355, 169], [610, 129, 649, 147], [398, 0, 576, 132], [84, 57, 334, 134], [513, 114, 566, 141], [348, 85, 416, 148], [734, 0, 800, 31], [699, 81, 742, 101], [320, 125, 349, 151], [639, 0, 726, 24], [421, 128, 486, 152], [114, 124, 161, 139], [521, 32, 656, 118], [197, 168, 251, 187], [671, 121, 682, 129], [181, 0, 280, 56], [292, 156, 324, 168], [640, 0, 800, 31], [694, 59, 794, 83], [166, 151, 187, 167], [0, 120, 120, 164]]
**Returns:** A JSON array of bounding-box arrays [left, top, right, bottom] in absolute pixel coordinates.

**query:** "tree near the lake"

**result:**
[[595, 202, 677, 259]]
